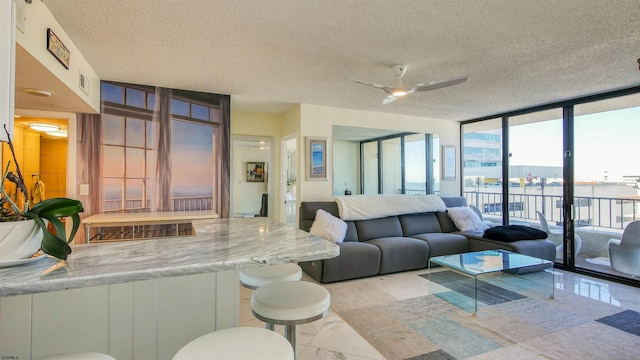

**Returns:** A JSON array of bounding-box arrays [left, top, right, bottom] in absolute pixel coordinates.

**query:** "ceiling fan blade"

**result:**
[[382, 95, 398, 105], [348, 78, 390, 91], [415, 76, 468, 92]]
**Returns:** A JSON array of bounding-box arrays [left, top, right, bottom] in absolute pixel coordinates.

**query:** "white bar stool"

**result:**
[[240, 263, 302, 331], [173, 327, 294, 360], [239, 263, 302, 290], [251, 280, 330, 358], [35, 353, 115, 360]]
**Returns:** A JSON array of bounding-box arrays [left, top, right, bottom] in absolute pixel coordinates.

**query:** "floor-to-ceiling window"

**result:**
[[360, 133, 437, 195], [462, 86, 640, 286], [381, 137, 402, 194], [462, 118, 503, 222], [573, 92, 640, 280], [507, 109, 564, 227], [361, 141, 379, 194]]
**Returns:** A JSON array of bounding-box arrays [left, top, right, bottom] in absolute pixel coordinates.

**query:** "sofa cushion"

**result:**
[[446, 206, 489, 232], [316, 242, 381, 283], [436, 212, 459, 233], [309, 209, 348, 243], [411, 233, 469, 257], [343, 221, 359, 242], [399, 213, 442, 236], [355, 216, 403, 241], [365, 237, 429, 274], [440, 196, 468, 208]]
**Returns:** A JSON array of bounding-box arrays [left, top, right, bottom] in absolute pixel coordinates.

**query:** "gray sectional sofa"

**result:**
[[299, 196, 555, 283]]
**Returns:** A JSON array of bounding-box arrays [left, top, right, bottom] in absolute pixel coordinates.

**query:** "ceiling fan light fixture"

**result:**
[[29, 123, 60, 132], [392, 89, 408, 97]]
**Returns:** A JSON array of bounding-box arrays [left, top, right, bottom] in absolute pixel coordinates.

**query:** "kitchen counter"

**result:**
[[0, 217, 338, 297], [0, 217, 339, 359]]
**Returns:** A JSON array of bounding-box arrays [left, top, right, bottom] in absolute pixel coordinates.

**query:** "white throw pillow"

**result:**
[[447, 206, 490, 232], [309, 209, 348, 243]]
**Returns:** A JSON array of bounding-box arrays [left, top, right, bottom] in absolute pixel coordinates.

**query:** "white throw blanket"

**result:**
[[334, 194, 446, 220]]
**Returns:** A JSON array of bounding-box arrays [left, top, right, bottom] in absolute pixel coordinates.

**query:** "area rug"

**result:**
[[331, 270, 640, 360]]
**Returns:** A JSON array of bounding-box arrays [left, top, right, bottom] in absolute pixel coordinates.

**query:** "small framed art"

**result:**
[[306, 137, 327, 180], [247, 162, 265, 182]]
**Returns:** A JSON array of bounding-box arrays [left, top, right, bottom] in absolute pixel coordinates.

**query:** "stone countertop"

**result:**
[[0, 218, 339, 297]]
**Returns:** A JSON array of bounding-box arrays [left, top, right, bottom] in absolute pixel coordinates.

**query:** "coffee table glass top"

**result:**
[[429, 249, 552, 276], [428, 250, 554, 314]]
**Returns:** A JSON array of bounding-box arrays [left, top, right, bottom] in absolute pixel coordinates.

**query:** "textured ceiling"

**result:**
[[36, 0, 640, 121]]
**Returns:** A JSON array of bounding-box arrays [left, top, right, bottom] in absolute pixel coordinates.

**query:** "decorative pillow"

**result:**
[[446, 206, 489, 232], [309, 209, 348, 243]]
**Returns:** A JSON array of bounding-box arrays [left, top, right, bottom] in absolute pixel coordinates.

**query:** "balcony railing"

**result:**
[[103, 196, 213, 213], [464, 191, 640, 230], [402, 189, 639, 230]]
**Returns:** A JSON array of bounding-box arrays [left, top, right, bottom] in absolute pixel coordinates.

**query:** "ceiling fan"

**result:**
[[348, 65, 468, 105]]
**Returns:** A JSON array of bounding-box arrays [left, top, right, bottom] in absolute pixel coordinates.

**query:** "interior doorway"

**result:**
[[281, 135, 297, 224], [231, 135, 273, 218], [6, 111, 73, 206]]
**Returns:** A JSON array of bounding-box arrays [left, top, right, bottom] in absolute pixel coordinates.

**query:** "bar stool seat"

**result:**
[[251, 281, 330, 357], [35, 353, 115, 360], [239, 263, 302, 289], [172, 327, 294, 360]]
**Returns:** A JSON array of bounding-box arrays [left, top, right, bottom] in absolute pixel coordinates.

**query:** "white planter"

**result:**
[[0, 219, 43, 260]]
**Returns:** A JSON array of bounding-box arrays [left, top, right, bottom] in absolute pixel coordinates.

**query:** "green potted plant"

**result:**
[[0, 125, 83, 264]]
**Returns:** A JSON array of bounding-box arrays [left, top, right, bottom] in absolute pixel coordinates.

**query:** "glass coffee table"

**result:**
[[428, 250, 554, 314]]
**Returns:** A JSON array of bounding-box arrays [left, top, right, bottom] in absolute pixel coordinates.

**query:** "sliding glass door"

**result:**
[[462, 86, 640, 285], [462, 118, 503, 224], [573, 93, 640, 279]]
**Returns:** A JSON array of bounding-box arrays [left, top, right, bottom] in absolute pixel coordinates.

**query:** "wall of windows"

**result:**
[[461, 86, 640, 285], [359, 133, 438, 195]]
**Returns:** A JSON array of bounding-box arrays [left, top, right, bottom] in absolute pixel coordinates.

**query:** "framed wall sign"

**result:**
[[246, 162, 265, 182], [306, 137, 327, 180], [47, 28, 70, 69], [442, 145, 456, 181]]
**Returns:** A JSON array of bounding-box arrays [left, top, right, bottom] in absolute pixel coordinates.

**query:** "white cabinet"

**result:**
[[0, 271, 239, 360]]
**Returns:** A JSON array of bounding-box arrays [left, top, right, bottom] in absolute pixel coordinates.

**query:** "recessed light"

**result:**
[[24, 88, 52, 97], [29, 123, 60, 132]]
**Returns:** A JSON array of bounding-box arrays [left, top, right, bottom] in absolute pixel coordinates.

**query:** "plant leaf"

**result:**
[[28, 198, 84, 216], [23, 197, 83, 260], [24, 213, 72, 260]]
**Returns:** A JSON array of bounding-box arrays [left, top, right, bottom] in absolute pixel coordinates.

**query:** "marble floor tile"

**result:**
[[241, 268, 639, 360]]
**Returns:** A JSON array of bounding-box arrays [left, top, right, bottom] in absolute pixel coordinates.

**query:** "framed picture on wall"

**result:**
[[247, 162, 265, 182], [442, 145, 456, 180], [306, 137, 327, 180]]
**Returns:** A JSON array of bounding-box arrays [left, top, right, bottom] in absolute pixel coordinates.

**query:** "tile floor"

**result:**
[[239, 268, 640, 360]]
